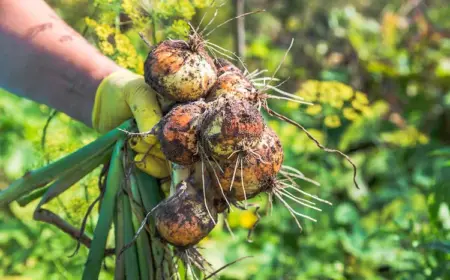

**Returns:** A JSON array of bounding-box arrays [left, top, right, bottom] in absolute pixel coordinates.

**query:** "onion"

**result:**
[[214, 58, 241, 76], [200, 97, 264, 158], [209, 126, 283, 201], [154, 180, 217, 248], [158, 101, 207, 165], [207, 59, 257, 102], [144, 40, 217, 102]]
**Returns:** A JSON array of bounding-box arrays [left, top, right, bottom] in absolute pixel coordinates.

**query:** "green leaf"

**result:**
[[35, 150, 111, 209], [0, 120, 133, 206], [82, 138, 126, 280], [114, 186, 125, 280], [430, 148, 450, 157], [334, 203, 359, 225], [131, 208, 154, 280], [122, 192, 140, 280], [128, 163, 154, 280], [134, 169, 164, 212], [16, 186, 49, 207], [133, 169, 171, 278], [420, 241, 450, 253]]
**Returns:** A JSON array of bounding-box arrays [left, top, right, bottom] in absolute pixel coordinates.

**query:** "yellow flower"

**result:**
[[116, 56, 128, 68], [324, 115, 341, 128], [122, 0, 135, 15], [306, 104, 322, 115], [122, 0, 146, 26], [302, 80, 320, 92], [286, 101, 300, 110], [176, 0, 196, 20], [340, 86, 354, 101], [355, 91, 369, 104], [381, 126, 429, 147], [193, 0, 214, 8], [100, 41, 114, 55], [343, 107, 360, 121], [115, 34, 132, 54], [329, 98, 344, 109], [127, 56, 138, 69], [352, 99, 367, 111], [95, 24, 114, 40], [418, 134, 429, 144], [297, 89, 317, 102], [323, 81, 355, 101], [319, 81, 332, 92], [168, 20, 190, 38], [99, 11, 117, 24], [360, 105, 373, 117], [286, 16, 301, 31], [319, 90, 332, 103], [136, 57, 145, 75], [84, 17, 97, 27], [239, 210, 258, 229]]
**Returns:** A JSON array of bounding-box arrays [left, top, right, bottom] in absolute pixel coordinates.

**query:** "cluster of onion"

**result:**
[[143, 36, 286, 250]]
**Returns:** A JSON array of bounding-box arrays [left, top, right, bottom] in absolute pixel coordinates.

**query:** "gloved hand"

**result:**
[[92, 70, 170, 178]]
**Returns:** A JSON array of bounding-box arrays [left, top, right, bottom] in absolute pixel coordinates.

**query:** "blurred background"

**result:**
[[0, 0, 449, 279]]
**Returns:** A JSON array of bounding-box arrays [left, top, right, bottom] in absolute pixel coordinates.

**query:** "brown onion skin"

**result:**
[[154, 181, 217, 248], [209, 126, 283, 201], [158, 101, 207, 165], [214, 58, 241, 76], [200, 97, 265, 159], [144, 40, 217, 102], [207, 72, 256, 102], [207, 59, 257, 102]]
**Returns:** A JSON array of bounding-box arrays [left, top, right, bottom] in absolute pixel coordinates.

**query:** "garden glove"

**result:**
[[92, 70, 170, 178]]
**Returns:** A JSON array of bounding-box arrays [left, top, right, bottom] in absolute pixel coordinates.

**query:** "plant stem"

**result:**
[[122, 191, 140, 280], [114, 185, 125, 280], [82, 138, 126, 280], [133, 169, 172, 278], [0, 120, 133, 206], [127, 153, 154, 280], [36, 150, 112, 209], [17, 186, 49, 206]]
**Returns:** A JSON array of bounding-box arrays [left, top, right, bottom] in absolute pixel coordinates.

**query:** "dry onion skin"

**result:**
[[154, 181, 217, 248], [158, 101, 207, 165], [209, 126, 283, 201], [207, 59, 257, 102], [214, 58, 241, 76], [144, 40, 217, 102], [200, 97, 264, 158]]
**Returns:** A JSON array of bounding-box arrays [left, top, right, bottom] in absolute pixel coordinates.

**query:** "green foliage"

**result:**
[[1, 0, 449, 279]]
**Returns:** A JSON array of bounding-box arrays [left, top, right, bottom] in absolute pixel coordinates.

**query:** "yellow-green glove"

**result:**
[[92, 70, 170, 178]]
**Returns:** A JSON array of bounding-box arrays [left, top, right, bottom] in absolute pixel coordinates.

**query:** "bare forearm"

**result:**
[[0, 0, 121, 126]]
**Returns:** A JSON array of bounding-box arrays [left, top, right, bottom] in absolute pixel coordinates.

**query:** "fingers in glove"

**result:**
[[129, 137, 165, 160], [129, 136, 158, 153], [125, 79, 162, 133], [134, 154, 170, 178]]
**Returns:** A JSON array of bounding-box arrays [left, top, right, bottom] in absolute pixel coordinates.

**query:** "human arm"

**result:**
[[0, 0, 169, 178], [0, 0, 121, 126]]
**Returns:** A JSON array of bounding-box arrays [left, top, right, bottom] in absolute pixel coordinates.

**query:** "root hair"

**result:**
[[201, 158, 217, 225], [263, 104, 360, 190], [198, 144, 232, 211], [204, 10, 265, 37]]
